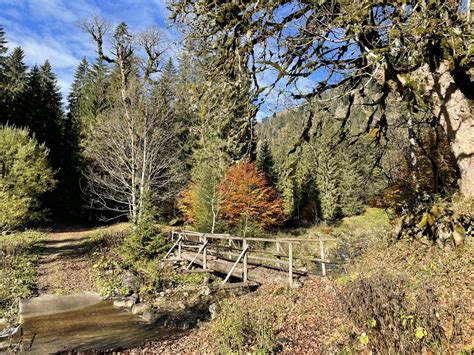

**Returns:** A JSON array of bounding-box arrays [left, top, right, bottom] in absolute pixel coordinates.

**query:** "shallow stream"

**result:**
[[6, 300, 178, 353]]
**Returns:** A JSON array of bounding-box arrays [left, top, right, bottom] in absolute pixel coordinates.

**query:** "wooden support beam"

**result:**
[[203, 234, 208, 270], [186, 241, 208, 270], [162, 235, 182, 261], [288, 242, 293, 288], [181, 269, 213, 274], [222, 245, 249, 285], [180, 250, 290, 284], [320, 239, 326, 277], [243, 239, 248, 282]]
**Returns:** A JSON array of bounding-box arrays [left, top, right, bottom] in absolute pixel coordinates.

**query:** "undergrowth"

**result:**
[[0, 231, 44, 321], [211, 288, 289, 353], [340, 237, 473, 353], [86, 222, 209, 300]]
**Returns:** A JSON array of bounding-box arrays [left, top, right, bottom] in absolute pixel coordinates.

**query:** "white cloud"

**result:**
[[1, 0, 180, 104], [10, 38, 79, 69]]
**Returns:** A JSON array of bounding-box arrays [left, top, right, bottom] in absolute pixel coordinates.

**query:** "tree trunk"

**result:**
[[400, 62, 474, 198]]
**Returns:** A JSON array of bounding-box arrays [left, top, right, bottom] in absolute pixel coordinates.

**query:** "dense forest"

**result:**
[[0, 1, 473, 353]]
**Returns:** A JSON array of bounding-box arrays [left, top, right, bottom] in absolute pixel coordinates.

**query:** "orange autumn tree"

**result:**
[[220, 159, 286, 237]]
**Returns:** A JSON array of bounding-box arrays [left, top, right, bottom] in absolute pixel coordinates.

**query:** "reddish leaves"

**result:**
[[219, 159, 286, 234]]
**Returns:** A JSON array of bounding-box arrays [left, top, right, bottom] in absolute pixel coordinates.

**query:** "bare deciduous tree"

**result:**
[[81, 16, 181, 225], [84, 87, 182, 224]]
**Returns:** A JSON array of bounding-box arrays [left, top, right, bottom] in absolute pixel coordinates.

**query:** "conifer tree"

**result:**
[[256, 139, 278, 188], [339, 146, 365, 216], [157, 58, 177, 101], [68, 57, 89, 115], [316, 146, 341, 222], [0, 25, 8, 75], [27, 61, 64, 168], [179, 143, 228, 233], [1, 47, 27, 126], [0, 126, 56, 231]]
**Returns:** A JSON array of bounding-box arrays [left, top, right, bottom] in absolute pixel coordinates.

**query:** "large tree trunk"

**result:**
[[402, 62, 474, 198]]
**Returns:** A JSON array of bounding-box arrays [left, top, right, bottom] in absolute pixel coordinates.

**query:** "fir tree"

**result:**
[[68, 57, 89, 115], [34, 60, 64, 167], [256, 139, 278, 188], [0, 25, 8, 74], [71, 58, 110, 151], [339, 146, 365, 216], [157, 57, 177, 101], [316, 146, 341, 222], [1, 47, 28, 126]]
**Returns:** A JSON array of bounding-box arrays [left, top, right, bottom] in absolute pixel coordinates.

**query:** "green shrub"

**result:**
[[87, 221, 171, 298], [212, 298, 286, 353], [0, 232, 44, 320], [123, 216, 170, 262], [341, 275, 444, 353], [0, 126, 56, 231]]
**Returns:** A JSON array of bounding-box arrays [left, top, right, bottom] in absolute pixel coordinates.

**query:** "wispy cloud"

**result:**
[[0, 0, 176, 103]]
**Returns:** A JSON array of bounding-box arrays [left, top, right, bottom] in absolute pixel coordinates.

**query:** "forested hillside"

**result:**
[[0, 1, 472, 353]]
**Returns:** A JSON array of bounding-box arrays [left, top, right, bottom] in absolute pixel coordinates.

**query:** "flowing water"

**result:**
[[6, 300, 177, 353]]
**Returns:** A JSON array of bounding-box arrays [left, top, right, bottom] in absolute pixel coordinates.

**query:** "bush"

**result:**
[[0, 126, 56, 231], [211, 297, 286, 353], [341, 275, 444, 353], [123, 218, 170, 262], [0, 232, 44, 320], [87, 221, 171, 298]]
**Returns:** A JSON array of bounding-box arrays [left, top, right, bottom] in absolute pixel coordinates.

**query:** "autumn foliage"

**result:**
[[220, 160, 286, 235], [178, 183, 198, 225]]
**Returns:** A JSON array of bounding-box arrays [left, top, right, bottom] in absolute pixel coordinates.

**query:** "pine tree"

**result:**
[[157, 58, 177, 101], [68, 57, 89, 115], [339, 145, 365, 216], [70, 58, 110, 153], [0, 25, 8, 75], [256, 139, 278, 188], [34, 60, 64, 167], [316, 146, 341, 221], [1, 47, 28, 126], [23, 61, 78, 216], [0, 126, 56, 231]]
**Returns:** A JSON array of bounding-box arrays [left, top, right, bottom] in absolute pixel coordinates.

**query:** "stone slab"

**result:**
[[19, 292, 102, 322]]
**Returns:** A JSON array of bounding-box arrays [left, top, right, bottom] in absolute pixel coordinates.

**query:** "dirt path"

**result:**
[[36, 228, 97, 295]]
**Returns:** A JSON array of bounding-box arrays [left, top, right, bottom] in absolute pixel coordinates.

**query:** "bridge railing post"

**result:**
[[319, 237, 326, 277], [178, 233, 182, 259], [243, 239, 248, 282], [203, 234, 207, 270], [288, 242, 293, 288]]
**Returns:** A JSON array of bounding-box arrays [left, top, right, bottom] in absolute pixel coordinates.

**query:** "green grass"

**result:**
[[339, 208, 391, 231], [0, 231, 45, 321]]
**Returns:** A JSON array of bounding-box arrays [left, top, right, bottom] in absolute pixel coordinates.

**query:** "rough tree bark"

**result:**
[[398, 63, 474, 197]]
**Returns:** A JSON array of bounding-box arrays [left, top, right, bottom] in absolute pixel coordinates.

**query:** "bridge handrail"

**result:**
[[167, 229, 336, 286], [172, 229, 337, 243]]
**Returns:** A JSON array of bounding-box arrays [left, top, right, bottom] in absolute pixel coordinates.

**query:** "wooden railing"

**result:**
[[163, 230, 336, 288]]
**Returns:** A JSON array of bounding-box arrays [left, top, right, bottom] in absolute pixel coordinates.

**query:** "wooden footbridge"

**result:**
[[163, 230, 336, 288]]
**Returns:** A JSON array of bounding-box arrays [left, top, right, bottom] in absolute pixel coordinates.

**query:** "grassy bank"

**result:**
[[0, 232, 44, 321], [85, 223, 214, 300]]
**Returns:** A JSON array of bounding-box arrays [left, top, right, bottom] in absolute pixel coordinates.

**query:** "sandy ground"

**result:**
[[36, 228, 97, 295]]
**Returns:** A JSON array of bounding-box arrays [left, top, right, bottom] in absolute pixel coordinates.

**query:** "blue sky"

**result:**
[[0, 0, 324, 119], [0, 0, 178, 100]]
